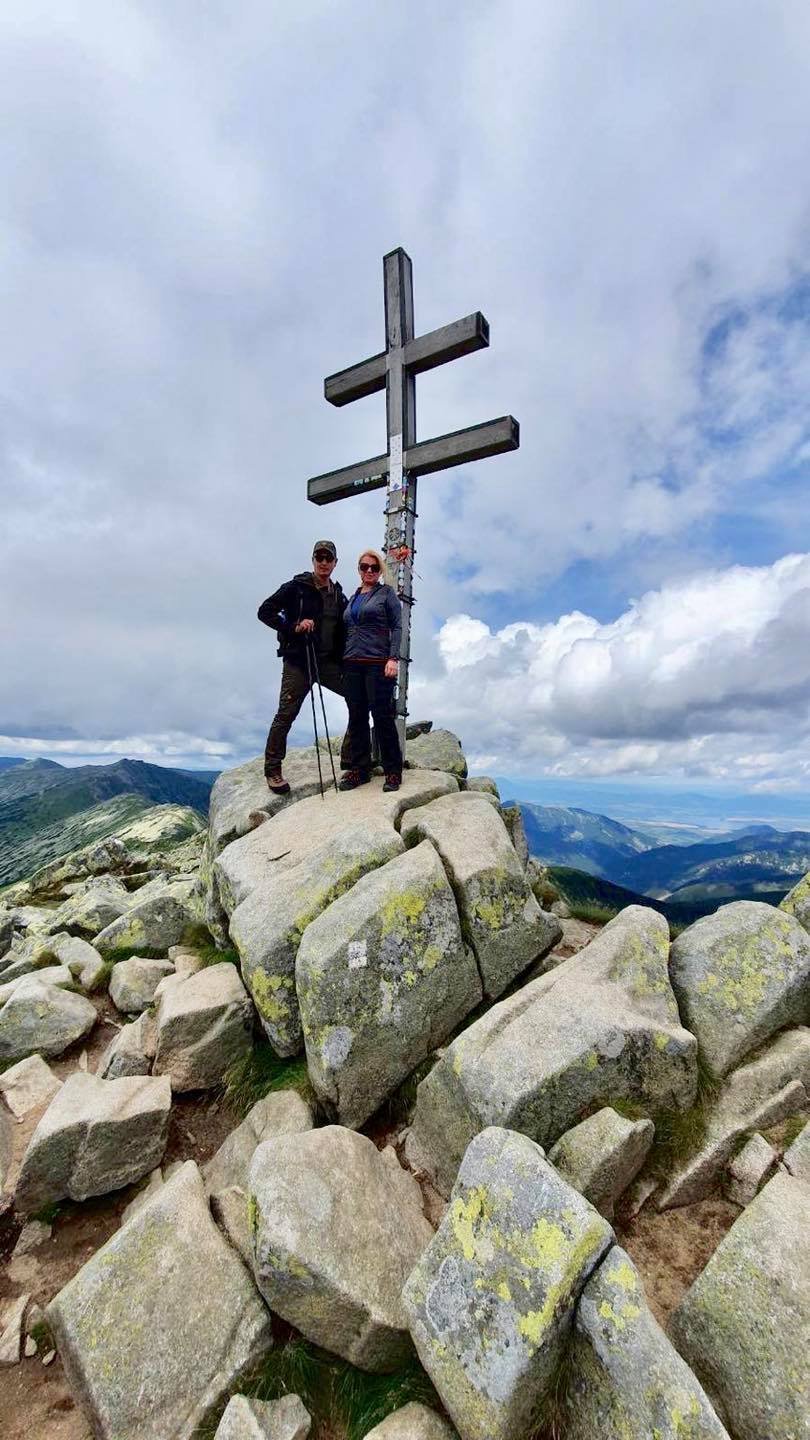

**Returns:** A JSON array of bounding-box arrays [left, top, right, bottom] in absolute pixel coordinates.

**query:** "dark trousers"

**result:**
[[344, 662, 402, 775], [265, 656, 350, 773]]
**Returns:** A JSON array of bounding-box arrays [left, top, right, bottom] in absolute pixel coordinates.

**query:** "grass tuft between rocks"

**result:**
[[194, 1337, 439, 1440], [223, 1041, 315, 1120]]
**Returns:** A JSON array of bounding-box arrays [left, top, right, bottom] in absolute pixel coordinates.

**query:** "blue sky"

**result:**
[[1, 2, 809, 808]]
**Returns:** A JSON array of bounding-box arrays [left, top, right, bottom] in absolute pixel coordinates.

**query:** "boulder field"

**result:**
[[0, 730, 808, 1440]]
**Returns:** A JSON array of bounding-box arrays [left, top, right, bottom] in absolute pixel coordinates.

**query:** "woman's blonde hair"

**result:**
[[357, 547, 390, 584]]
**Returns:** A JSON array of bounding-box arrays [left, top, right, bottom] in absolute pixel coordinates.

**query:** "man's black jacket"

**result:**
[[257, 571, 347, 665]]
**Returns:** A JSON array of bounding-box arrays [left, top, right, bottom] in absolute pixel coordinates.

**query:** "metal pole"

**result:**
[[383, 249, 416, 762], [304, 644, 325, 799], [308, 642, 339, 793]]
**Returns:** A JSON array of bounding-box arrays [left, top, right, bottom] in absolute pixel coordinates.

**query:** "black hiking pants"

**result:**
[[344, 661, 402, 776], [264, 656, 350, 773]]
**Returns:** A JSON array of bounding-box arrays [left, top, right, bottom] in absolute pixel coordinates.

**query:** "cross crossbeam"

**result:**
[[306, 247, 519, 752]]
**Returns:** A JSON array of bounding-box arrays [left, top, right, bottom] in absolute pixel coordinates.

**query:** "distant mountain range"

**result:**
[[0, 757, 216, 886], [519, 801, 809, 915]]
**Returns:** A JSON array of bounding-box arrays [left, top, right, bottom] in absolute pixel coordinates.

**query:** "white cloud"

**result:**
[[419, 554, 810, 779], [1, 2, 810, 784]]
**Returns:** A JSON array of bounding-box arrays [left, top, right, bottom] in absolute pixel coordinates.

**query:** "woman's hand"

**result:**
[[295, 619, 315, 634], [384, 658, 398, 680]]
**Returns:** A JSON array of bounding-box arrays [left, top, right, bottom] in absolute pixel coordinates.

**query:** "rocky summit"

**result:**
[[0, 727, 808, 1440]]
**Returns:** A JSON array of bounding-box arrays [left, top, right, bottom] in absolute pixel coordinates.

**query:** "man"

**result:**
[[258, 541, 349, 794]]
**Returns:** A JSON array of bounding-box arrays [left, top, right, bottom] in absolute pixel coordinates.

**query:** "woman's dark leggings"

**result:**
[[344, 662, 402, 775]]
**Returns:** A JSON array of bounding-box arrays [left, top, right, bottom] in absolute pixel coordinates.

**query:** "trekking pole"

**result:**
[[309, 642, 339, 794], [304, 643, 325, 800]]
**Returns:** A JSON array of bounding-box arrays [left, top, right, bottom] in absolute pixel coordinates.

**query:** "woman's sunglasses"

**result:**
[[359, 562, 380, 573]]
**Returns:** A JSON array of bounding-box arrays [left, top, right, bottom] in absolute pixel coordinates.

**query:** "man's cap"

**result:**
[[313, 540, 337, 559]]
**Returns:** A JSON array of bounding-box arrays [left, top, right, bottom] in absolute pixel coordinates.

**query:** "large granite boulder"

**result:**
[[670, 1171, 810, 1440], [400, 791, 561, 997], [14, 1072, 171, 1214], [0, 1054, 62, 1118], [214, 1395, 312, 1440], [94, 892, 193, 955], [45, 878, 130, 937], [564, 1246, 730, 1439], [249, 1126, 433, 1371], [109, 956, 175, 1013], [657, 1026, 810, 1208], [297, 841, 482, 1127], [25, 837, 133, 902], [226, 822, 404, 1054], [0, 963, 73, 1003], [780, 870, 810, 931], [47, 1161, 272, 1440], [44, 933, 107, 990], [403, 1127, 613, 1440], [407, 907, 697, 1195], [96, 1012, 156, 1079], [215, 770, 458, 1054], [203, 1089, 314, 1197], [669, 901, 810, 1077], [0, 980, 97, 1063], [723, 1132, 778, 1207], [153, 963, 253, 1091], [548, 1107, 654, 1220], [406, 728, 467, 779], [363, 1404, 457, 1439]]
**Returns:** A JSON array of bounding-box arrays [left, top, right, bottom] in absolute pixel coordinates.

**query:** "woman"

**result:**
[[339, 548, 403, 792]]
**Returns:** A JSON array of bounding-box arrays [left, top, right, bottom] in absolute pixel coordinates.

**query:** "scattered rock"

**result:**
[[621, 1174, 659, 1219], [499, 802, 529, 868], [400, 791, 561, 998], [297, 841, 482, 1127], [363, 1404, 457, 1439], [0, 1294, 29, 1367], [549, 1107, 655, 1219], [14, 1072, 171, 1214], [97, 1011, 156, 1078], [214, 1394, 312, 1439], [249, 1126, 433, 1370], [0, 980, 97, 1063], [463, 775, 499, 797], [153, 962, 253, 1091], [94, 892, 193, 955], [48, 1160, 272, 1440], [0, 1054, 63, 1118], [783, 1118, 810, 1181], [0, 1098, 11, 1191], [0, 963, 75, 1004], [42, 933, 107, 989], [24, 1335, 36, 1357], [41, 1349, 55, 1365], [46, 878, 130, 938], [406, 728, 467, 778], [563, 1246, 730, 1439], [204, 1089, 314, 1197], [25, 837, 133, 902], [657, 1026, 810, 1208], [669, 901, 810, 1078], [403, 1127, 614, 1440], [670, 1171, 810, 1440], [723, 1132, 778, 1207], [11, 1219, 52, 1256], [109, 955, 175, 1013], [169, 944, 206, 978], [779, 869, 810, 932], [408, 907, 696, 1195]]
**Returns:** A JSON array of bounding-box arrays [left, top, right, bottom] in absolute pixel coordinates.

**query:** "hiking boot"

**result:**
[[382, 773, 401, 793], [338, 769, 370, 791], [266, 770, 290, 795]]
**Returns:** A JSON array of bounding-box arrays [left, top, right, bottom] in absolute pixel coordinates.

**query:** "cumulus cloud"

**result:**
[[415, 554, 810, 780], [1, 2, 810, 782]]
